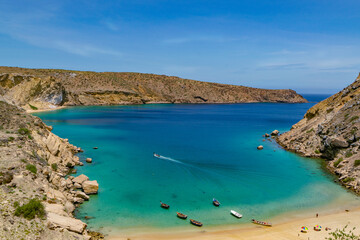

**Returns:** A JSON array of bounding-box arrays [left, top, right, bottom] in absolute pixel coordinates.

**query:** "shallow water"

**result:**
[[34, 94, 359, 233]]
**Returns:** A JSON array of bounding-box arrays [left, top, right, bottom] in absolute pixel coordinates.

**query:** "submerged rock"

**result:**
[[86, 158, 92, 163], [257, 145, 264, 150]]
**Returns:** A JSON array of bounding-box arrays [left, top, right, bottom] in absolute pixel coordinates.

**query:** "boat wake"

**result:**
[[155, 155, 185, 165]]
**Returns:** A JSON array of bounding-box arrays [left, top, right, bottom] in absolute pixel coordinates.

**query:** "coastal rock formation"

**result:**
[[277, 73, 360, 193], [82, 180, 99, 195], [0, 66, 307, 111], [0, 101, 100, 239]]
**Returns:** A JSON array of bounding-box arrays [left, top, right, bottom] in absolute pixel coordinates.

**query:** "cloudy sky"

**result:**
[[0, 0, 359, 93]]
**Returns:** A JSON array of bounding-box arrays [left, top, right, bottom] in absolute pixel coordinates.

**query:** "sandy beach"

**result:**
[[107, 207, 360, 240], [26, 106, 66, 113]]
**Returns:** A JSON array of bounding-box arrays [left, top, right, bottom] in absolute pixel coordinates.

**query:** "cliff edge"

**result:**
[[0, 66, 307, 111], [278, 73, 360, 193]]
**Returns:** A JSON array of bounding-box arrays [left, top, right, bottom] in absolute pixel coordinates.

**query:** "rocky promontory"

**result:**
[[0, 66, 307, 111], [0, 100, 102, 239], [277, 73, 360, 193]]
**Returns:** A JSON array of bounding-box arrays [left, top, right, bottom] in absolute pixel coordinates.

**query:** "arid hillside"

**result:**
[[278, 73, 360, 193], [0, 67, 307, 111]]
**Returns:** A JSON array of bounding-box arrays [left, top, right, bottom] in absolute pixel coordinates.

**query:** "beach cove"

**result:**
[[33, 94, 360, 239]]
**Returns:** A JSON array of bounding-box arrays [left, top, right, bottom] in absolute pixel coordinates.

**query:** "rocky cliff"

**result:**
[[278, 73, 360, 193], [0, 100, 102, 239], [0, 66, 307, 111]]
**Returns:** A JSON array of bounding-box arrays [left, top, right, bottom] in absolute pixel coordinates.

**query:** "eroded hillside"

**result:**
[[278, 73, 360, 192]]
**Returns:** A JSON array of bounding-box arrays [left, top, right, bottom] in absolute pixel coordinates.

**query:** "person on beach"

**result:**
[[316, 213, 318, 218]]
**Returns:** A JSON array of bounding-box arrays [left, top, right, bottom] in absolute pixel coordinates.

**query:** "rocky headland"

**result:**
[[0, 66, 307, 111], [277, 73, 360, 193], [0, 100, 102, 239]]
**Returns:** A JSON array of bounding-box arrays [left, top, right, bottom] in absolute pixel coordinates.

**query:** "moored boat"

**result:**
[[160, 201, 169, 209], [213, 198, 220, 206], [176, 212, 187, 219], [251, 219, 272, 227], [190, 219, 203, 227], [230, 210, 242, 218]]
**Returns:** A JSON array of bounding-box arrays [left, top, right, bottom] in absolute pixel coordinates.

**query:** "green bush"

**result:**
[[18, 128, 30, 135], [28, 104, 38, 110], [26, 164, 37, 174], [13, 201, 20, 208], [14, 199, 45, 220], [334, 158, 343, 168], [354, 160, 360, 167], [8, 137, 14, 141], [306, 128, 314, 133], [345, 151, 353, 158], [343, 177, 355, 183], [314, 149, 320, 154], [51, 163, 58, 171], [326, 225, 359, 240], [350, 116, 359, 122], [326, 108, 334, 113]]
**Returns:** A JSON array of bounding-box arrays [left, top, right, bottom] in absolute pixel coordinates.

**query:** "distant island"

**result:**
[[0, 66, 307, 111]]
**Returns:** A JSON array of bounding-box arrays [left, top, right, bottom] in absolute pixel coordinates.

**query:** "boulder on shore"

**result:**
[[257, 145, 264, 150], [47, 212, 87, 234], [82, 180, 99, 195], [271, 130, 279, 136], [72, 174, 89, 185], [265, 133, 270, 137]]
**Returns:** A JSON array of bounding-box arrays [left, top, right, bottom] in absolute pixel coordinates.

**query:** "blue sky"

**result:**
[[0, 0, 360, 94]]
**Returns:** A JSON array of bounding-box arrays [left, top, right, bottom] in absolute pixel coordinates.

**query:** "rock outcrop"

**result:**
[[0, 100, 101, 239], [277, 73, 360, 193], [0, 66, 307, 111]]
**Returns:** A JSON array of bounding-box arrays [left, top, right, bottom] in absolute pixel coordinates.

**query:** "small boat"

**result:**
[[213, 198, 220, 206], [190, 219, 203, 227], [251, 219, 272, 227], [230, 210, 242, 218], [160, 201, 169, 209], [176, 212, 187, 219], [153, 152, 161, 158]]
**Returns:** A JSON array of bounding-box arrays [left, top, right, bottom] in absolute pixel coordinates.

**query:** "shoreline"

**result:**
[[107, 205, 360, 240], [26, 105, 67, 113]]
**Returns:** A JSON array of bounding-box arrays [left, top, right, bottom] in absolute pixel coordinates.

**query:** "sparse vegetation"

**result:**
[[354, 160, 360, 167], [51, 163, 58, 171], [18, 128, 30, 135], [306, 128, 314, 133], [18, 127, 32, 139], [343, 177, 355, 183], [326, 225, 360, 240], [8, 136, 15, 141], [26, 164, 37, 174], [28, 104, 38, 110], [334, 158, 343, 168], [345, 151, 353, 158], [326, 108, 334, 113], [14, 199, 45, 220], [13, 201, 20, 208], [350, 116, 359, 122], [315, 149, 320, 154]]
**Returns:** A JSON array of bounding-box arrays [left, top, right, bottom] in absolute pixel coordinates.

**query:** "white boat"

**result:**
[[153, 152, 161, 158], [230, 210, 242, 218]]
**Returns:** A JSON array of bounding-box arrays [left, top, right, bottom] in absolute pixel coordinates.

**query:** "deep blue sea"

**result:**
[[34, 94, 359, 233]]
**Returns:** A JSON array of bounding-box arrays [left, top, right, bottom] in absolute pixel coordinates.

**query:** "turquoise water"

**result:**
[[34, 94, 359, 233]]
